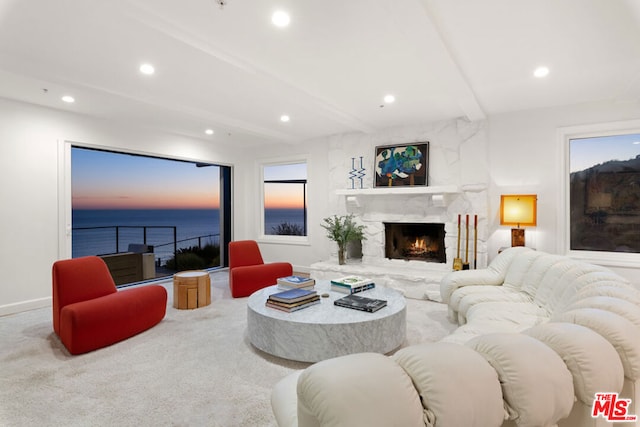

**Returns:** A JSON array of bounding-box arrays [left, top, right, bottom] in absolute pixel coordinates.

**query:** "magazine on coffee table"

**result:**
[[334, 294, 387, 313]]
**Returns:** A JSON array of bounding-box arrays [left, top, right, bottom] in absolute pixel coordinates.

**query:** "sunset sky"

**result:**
[[570, 133, 640, 173], [72, 148, 221, 209], [263, 162, 307, 209], [72, 148, 307, 210]]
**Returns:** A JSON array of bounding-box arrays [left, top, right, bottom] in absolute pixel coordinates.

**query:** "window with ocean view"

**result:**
[[262, 162, 307, 238], [71, 146, 231, 286]]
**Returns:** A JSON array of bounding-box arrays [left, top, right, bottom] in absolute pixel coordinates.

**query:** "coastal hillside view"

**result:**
[[569, 134, 640, 253], [72, 147, 306, 285]]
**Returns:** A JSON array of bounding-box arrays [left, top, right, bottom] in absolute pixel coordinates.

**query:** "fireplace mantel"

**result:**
[[335, 184, 459, 196], [336, 185, 460, 207]]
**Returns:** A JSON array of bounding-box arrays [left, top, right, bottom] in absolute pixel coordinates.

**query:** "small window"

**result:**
[[262, 162, 308, 237], [569, 133, 640, 253]]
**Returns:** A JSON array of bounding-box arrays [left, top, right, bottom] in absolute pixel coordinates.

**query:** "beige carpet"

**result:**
[[0, 271, 456, 427]]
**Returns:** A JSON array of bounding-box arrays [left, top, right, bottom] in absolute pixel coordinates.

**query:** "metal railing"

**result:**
[[72, 225, 220, 267]]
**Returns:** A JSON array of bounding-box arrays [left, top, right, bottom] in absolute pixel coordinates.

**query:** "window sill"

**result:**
[[257, 235, 310, 246]]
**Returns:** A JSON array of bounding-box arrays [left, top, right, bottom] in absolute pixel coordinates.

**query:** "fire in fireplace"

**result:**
[[384, 222, 446, 263]]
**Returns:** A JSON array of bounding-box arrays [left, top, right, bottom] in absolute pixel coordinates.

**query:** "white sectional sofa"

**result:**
[[271, 247, 640, 427]]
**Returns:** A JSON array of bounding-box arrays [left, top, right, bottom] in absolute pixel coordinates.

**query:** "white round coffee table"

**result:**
[[247, 280, 406, 362]]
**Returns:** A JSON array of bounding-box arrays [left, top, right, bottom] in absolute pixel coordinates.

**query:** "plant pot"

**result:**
[[337, 244, 346, 265]]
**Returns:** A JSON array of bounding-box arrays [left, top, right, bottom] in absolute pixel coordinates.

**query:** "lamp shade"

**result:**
[[500, 194, 537, 227]]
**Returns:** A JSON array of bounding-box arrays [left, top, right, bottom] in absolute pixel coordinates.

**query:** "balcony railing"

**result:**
[[72, 225, 220, 278]]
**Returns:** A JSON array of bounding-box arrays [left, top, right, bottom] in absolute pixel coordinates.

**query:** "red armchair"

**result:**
[[228, 240, 293, 298], [52, 256, 167, 355]]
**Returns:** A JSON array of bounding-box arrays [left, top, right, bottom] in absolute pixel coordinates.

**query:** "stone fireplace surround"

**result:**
[[310, 119, 489, 300], [310, 185, 487, 300]]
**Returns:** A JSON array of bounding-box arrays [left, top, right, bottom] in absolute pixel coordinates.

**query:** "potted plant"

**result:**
[[321, 214, 367, 265]]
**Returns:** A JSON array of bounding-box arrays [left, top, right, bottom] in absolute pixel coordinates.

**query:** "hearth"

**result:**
[[384, 222, 446, 263]]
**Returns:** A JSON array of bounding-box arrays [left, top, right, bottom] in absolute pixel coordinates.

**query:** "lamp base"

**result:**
[[511, 228, 525, 247]]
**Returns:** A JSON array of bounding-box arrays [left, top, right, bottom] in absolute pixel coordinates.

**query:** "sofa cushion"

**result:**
[[393, 342, 504, 427], [502, 250, 544, 290], [271, 371, 301, 427], [440, 320, 527, 345], [453, 287, 531, 324], [565, 296, 640, 329], [532, 261, 587, 311], [296, 353, 424, 427], [568, 283, 640, 306], [554, 308, 640, 381], [467, 333, 574, 427], [518, 254, 566, 299], [549, 270, 628, 314], [523, 322, 624, 405], [465, 301, 547, 327]]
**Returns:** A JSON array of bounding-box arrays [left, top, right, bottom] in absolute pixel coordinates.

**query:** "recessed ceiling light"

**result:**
[[533, 66, 550, 78], [61, 95, 75, 103], [384, 94, 396, 104], [205, 129, 214, 135], [139, 63, 155, 75], [272, 10, 290, 27], [280, 115, 290, 123]]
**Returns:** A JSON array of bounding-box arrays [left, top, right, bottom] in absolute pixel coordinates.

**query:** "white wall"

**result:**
[[487, 101, 640, 283], [240, 138, 332, 271], [0, 98, 242, 314]]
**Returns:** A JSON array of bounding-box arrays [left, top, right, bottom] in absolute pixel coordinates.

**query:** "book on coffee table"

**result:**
[[266, 296, 321, 313], [330, 276, 373, 287], [334, 294, 387, 313], [268, 288, 317, 304], [331, 282, 375, 294], [330, 276, 375, 294], [277, 275, 315, 290]]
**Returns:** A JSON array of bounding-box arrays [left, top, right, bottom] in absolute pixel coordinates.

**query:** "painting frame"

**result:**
[[374, 142, 429, 188]]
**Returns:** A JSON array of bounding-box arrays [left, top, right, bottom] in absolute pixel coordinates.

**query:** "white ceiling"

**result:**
[[1, 0, 639, 147]]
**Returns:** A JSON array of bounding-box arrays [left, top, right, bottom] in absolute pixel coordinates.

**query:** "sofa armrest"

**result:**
[[439, 246, 531, 303], [440, 269, 504, 304]]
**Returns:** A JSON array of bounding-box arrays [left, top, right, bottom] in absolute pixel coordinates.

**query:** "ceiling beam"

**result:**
[[122, 0, 377, 135], [416, 0, 486, 121]]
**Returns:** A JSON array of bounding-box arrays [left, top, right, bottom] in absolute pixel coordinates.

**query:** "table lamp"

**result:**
[[500, 194, 537, 247]]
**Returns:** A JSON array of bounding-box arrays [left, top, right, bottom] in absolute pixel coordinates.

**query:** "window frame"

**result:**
[[558, 119, 640, 268], [58, 139, 233, 271], [257, 156, 310, 245]]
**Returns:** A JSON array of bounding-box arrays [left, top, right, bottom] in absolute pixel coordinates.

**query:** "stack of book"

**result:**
[[277, 275, 316, 290], [330, 276, 375, 294], [266, 288, 320, 313]]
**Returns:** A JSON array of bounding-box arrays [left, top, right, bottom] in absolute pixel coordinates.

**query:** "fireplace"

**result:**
[[384, 222, 446, 263]]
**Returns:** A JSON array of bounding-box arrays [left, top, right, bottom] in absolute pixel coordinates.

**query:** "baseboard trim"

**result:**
[[0, 297, 52, 317]]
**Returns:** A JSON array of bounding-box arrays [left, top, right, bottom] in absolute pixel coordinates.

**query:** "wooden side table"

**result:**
[[173, 270, 211, 309]]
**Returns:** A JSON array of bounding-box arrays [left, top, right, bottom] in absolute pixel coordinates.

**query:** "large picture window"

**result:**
[[70, 146, 231, 285], [562, 123, 640, 263], [261, 161, 308, 239]]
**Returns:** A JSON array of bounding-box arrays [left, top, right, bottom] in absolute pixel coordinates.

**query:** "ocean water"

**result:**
[[264, 208, 307, 235], [72, 209, 221, 264], [73, 208, 306, 263]]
